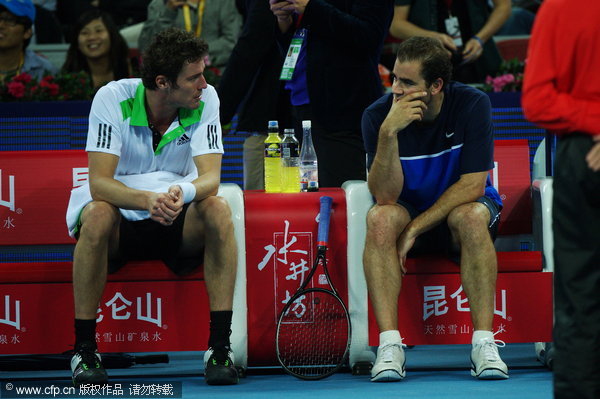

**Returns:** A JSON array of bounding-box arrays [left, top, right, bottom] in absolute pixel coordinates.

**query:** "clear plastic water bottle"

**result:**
[[264, 120, 282, 193], [299, 120, 318, 192], [281, 128, 300, 193]]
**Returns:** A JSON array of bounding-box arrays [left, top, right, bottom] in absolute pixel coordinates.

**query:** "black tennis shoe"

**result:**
[[204, 346, 239, 385], [70, 342, 108, 386]]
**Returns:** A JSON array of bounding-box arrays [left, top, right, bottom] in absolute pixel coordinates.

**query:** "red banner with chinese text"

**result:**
[[244, 189, 348, 366], [0, 281, 209, 354], [0, 150, 87, 245], [368, 272, 553, 345]]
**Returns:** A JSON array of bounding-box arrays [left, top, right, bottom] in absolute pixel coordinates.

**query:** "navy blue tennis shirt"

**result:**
[[362, 81, 502, 211]]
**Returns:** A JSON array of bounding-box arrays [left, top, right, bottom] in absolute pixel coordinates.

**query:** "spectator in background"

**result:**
[[496, 0, 541, 36], [0, 0, 58, 82], [389, 0, 511, 83], [218, 0, 292, 190], [522, 1, 600, 398], [62, 10, 133, 90], [138, 0, 241, 72], [269, 0, 394, 188], [56, 0, 150, 39]]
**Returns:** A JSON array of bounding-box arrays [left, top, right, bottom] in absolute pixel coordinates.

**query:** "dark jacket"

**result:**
[[218, 0, 291, 132], [280, 0, 394, 132]]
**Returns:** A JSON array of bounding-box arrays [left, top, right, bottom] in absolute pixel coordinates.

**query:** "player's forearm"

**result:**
[[189, 169, 221, 202], [475, 0, 511, 42], [368, 130, 404, 204], [407, 174, 485, 237], [89, 176, 154, 210]]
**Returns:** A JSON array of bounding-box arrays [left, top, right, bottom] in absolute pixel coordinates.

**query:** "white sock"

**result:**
[[379, 330, 402, 346], [472, 330, 494, 345]]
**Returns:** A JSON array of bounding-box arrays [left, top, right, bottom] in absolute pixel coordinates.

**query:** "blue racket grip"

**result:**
[[317, 196, 333, 246]]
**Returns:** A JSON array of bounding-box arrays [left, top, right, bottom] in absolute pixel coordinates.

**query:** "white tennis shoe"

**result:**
[[370, 342, 406, 382], [471, 336, 509, 379]]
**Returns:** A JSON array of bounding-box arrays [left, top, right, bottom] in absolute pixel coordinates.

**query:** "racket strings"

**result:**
[[278, 290, 350, 378]]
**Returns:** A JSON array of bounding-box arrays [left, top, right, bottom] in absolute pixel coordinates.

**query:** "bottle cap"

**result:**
[[302, 120, 311, 129], [268, 120, 279, 129], [283, 129, 295, 135]]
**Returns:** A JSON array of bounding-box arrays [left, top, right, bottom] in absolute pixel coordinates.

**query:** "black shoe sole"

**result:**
[[73, 371, 109, 386], [205, 366, 239, 385]]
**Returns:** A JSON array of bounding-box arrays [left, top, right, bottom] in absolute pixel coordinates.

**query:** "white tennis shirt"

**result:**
[[66, 78, 223, 236]]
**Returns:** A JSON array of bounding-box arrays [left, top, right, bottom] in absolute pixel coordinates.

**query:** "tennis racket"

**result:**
[[276, 196, 351, 380]]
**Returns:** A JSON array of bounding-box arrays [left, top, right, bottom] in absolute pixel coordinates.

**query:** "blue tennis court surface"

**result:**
[[2, 344, 552, 398]]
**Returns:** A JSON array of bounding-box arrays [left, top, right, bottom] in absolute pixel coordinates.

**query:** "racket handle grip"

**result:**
[[318, 196, 333, 246]]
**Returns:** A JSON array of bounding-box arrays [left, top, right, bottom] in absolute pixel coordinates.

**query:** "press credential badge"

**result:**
[[280, 29, 306, 81]]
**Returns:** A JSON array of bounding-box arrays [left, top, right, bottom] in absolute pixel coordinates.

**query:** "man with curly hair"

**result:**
[[65, 28, 238, 386]]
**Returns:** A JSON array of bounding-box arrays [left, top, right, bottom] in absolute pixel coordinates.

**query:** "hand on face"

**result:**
[[383, 90, 429, 134]]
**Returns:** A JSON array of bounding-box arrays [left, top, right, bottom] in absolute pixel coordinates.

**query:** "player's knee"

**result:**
[[366, 204, 408, 242], [196, 196, 234, 235], [79, 201, 120, 239], [447, 203, 488, 235]]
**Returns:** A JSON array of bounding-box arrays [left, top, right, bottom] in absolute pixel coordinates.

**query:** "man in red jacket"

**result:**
[[522, 1, 600, 398]]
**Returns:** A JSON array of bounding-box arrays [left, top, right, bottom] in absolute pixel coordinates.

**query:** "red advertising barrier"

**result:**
[[0, 281, 209, 354], [1, 150, 247, 364], [0, 150, 87, 245], [491, 139, 532, 235], [368, 272, 553, 345], [244, 189, 348, 366]]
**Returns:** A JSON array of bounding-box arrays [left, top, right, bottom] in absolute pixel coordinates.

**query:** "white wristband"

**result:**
[[178, 182, 196, 204]]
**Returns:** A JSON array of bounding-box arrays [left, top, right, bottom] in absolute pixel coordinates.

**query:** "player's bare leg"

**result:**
[[448, 202, 508, 379], [73, 201, 120, 319], [180, 195, 238, 385], [71, 200, 120, 385], [364, 203, 410, 382], [363, 203, 410, 332], [180, 196, 237, 311], [447, 202, 496, 331]]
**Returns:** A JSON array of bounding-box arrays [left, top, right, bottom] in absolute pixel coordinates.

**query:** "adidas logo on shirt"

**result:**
[[177, 134, 191, 146]]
